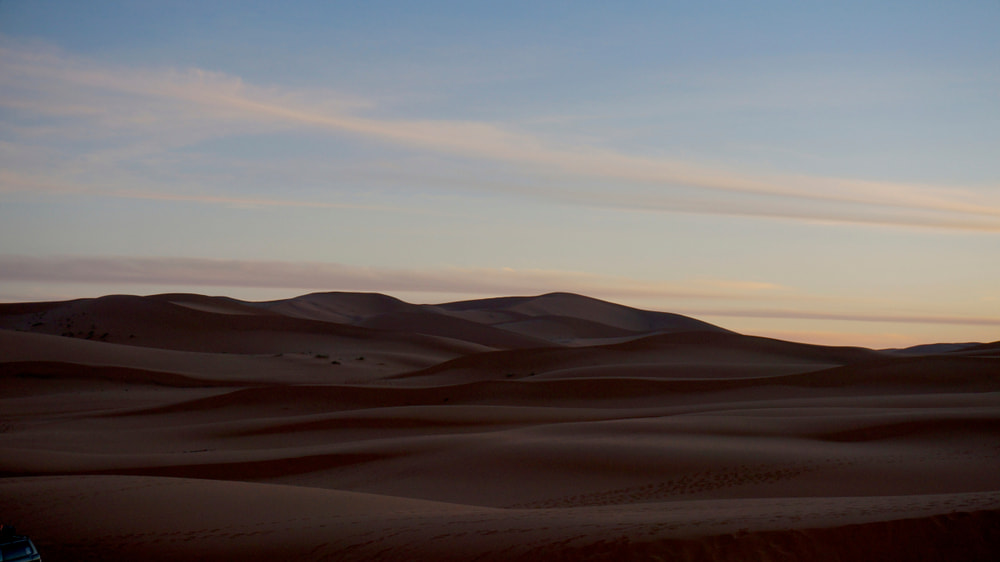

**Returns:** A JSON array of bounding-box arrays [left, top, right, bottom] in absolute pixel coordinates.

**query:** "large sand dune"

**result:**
[[1, 292, 998, 560]]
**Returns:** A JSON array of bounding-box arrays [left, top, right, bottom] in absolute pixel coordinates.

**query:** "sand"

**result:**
[[1, 291, 998, 561]]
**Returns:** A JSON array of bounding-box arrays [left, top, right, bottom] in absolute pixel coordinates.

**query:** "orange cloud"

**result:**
[[681, 307, 1000, 327], [0, 255, 783, 302]]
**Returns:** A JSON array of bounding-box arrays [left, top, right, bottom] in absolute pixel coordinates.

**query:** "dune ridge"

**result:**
[[1, 291, 998, 560]]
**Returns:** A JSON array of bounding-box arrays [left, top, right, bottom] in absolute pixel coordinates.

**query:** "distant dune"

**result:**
[[1, 292, 998, 561]]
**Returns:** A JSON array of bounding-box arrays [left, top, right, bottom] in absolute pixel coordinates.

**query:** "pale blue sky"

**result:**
[[1, 1, 998, 346]]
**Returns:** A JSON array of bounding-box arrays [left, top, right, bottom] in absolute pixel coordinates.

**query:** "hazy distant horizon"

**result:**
[[1, 281, 995, 350], [2, 1, 998, 349]]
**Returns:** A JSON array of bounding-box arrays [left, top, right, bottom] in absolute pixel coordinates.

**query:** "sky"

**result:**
[[1, 1, 998, 348]]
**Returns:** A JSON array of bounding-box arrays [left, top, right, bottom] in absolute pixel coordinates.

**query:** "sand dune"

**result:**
[[435, 292, 731, 343], [0, 294, 484, 357], [1, 292, 998, 560]]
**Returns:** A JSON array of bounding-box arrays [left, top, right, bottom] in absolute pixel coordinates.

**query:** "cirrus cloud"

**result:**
[[2, 254, 997, 330], [2, 39, 1000, 232], [0, 254, 785, 302]]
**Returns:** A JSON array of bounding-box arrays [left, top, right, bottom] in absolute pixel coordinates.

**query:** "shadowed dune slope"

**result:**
[[435, 291, 732, 335], [389, 329, 890, 385], [356, 311, 553, 349], [255, 291, 730, 347], [0, 294, 488, 360], [252, 291, 419, 323], [1, 291, 997, 561]]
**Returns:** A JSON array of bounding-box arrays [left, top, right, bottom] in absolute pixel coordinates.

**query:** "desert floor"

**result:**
[[1, 292, 998, 561]]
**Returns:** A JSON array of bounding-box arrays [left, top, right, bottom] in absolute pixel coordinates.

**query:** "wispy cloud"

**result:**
[[683, 307, 1000, 328], [106, 189, 419, 213], [0, 255, 784, 302], [3, 255, 997, 331], [0, 169, 419, 213], [2, 39, 1000, 231], [746, 329, 925, 349]]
